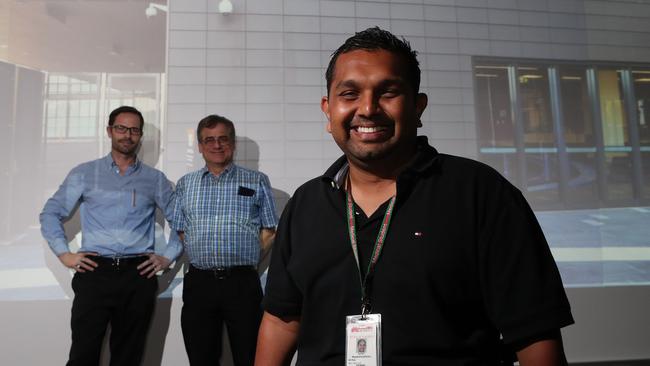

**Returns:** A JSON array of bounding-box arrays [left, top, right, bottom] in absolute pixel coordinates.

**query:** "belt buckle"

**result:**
[[112, 257, 122, 270], [214, 267, 228, 279]]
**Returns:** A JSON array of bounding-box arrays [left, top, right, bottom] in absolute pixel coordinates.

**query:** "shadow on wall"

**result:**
[[235, 136, 290, 276], [44, 130, 290, 366]]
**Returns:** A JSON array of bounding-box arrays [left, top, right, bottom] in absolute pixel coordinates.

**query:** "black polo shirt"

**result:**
[[264, 137, 573, 365]]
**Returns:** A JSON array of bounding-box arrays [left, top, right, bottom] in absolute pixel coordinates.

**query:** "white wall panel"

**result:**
[[284, 33, 322, 50], [283, 16, 320, 32], [487, 8, 519, 25], [390, 3, 425, 20], [168, 67, 207, 85], [245, 50, 284, 67], [283, 0, 320, 16], [489, 24, 520, 41], [206, 49, 245, 66], [170, 13, 208, 30], [206, 67, 246, 85], [168, 49, 207, 67], [246, 0, 284, 15], [246, 104, 284, 122], [246, 68, 284, 85], [169, 31, 207, 48], [206, 31, 246, 48], [356, 2, 390, 18], [320, 17, 356, 34], [320, 0, 355, 17]]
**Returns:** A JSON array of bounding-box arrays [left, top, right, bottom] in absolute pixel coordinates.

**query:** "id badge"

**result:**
[[345, 314, 381, 366]]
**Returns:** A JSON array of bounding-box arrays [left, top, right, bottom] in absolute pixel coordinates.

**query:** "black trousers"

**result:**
[[181, 265, 263, 366], [67, 257, 158, 366]]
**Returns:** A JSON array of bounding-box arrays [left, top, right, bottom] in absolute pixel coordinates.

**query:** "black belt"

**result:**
[[94, 255, 149, 271], [188, 264, 256, 279]]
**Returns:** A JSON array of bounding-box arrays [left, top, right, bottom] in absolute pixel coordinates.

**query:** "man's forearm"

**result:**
[[255, 311, 300, 366], [260, 228, 276, 252], [516, 337, 568, 366]]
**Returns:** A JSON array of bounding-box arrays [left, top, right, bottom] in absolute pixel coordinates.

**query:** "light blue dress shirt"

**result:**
[[40, 154, 183, 261], [172, 164, 278, 268]]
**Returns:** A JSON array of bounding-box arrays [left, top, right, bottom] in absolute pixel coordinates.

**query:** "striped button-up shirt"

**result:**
[[172, 164, 278, 268]]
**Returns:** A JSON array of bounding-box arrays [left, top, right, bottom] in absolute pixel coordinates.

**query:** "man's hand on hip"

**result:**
[[137, 254, 171, 278], [59, 252, 98, 272]]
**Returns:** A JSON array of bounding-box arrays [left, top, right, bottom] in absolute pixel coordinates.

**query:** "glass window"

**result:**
[[474, 58, 650, 209], [598, 69, 634, 201], [44, 73, 100, 139], [518, 65, 560, 205], [632, 69, 650, 199], [474, 63, 519, 184], [559, 66, 598, 204]]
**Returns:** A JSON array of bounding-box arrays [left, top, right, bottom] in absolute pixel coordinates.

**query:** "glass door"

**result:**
[[597, 69, 634, 202], [631, 69, 650, 200], [558, 66, 599, 205], [518, 65, 560, 205], [475, 63, 519, 185]]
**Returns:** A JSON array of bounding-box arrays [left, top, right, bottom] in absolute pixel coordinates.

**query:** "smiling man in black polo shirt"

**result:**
[[256, 27, 573, 366]]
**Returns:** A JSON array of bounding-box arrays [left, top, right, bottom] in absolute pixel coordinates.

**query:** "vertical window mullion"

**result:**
[[508, 64, 527, 189], [587, 67, 608, 203], [620, 69, 643, 200], [548, 66, 570, 205]]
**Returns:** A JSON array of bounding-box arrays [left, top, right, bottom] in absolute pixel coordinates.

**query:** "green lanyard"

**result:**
[[345, 189, 396, 316]]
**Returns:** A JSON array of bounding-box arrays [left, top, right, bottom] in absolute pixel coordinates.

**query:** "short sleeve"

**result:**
[[262, 197, 302, 317], [478, 180, 574, 345], [258, 173, 278, 228], [170, 177, 186, 232]]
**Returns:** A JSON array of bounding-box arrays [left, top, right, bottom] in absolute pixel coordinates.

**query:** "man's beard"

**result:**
[[113, 138, 139, 155]]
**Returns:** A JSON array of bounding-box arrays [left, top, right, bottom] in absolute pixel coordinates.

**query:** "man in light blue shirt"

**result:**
[[172, 114, 277, 365], [40, 105, 182, 366]]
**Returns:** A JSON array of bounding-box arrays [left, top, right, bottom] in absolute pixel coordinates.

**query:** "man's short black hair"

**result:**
[[197, 114, 236, 143], [325, 27, 421, 95], [108, 106, 144, 129]]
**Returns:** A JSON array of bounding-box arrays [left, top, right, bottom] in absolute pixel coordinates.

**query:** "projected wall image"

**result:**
[[475, 59, 650, 287], [0, 0, 649, 303], [2, 1, 650, 364]]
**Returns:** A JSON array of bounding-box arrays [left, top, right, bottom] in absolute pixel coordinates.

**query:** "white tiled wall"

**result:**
[[166, 0, 650, 206]]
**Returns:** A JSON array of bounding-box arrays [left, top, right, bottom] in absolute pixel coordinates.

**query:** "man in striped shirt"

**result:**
[[172, 114, 277, 365]]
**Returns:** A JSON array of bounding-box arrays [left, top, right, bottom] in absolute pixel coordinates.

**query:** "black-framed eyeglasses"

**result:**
[[111, 124, 143, 135], [201, 136, 231, 146]]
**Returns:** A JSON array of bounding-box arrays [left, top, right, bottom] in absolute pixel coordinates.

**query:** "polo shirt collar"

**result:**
[[406, 136, 438, 174], [322, 136, 439, 189]]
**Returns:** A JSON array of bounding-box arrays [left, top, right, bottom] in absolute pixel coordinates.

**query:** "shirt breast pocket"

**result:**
[[237, 186, 256, 197], [234, 186, 258, 220]]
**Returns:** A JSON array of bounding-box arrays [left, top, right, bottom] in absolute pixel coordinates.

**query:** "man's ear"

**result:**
[[416, 93, 428, 124], [106, 126, 112, 138], [321, 96, 332, 133]]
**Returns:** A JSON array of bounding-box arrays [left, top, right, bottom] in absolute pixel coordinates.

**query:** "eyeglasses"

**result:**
[[201, 136, 232, 146], [111, 124, 143, 135]]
